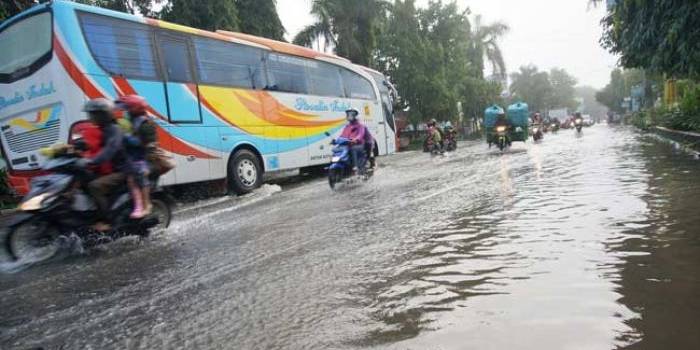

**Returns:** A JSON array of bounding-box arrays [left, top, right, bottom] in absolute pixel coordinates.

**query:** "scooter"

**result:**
[[3, 149, 172, 262], [328, 137, 372, 189], [531, 125, 543, 141], [574, 117, 583, 133], [495, 125, 510, 151]]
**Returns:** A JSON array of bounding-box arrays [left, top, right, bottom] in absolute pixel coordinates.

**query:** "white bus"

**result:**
[[0, 0, 397, 195]]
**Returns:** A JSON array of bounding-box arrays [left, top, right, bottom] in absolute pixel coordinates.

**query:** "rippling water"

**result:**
[[1, 126, 699, 350]]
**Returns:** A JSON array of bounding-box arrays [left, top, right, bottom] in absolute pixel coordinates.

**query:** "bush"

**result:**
[[630, 84, 700, 132]]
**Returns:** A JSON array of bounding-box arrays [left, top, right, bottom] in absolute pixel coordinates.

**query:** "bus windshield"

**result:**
[[0, 12, 52, 82]]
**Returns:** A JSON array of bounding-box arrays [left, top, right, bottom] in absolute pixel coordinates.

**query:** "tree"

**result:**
[[235, 0, 285, 41], [162, 0, 239, 32], [548, 68, 578, 110], [469, 14, 509, 80], [375, 0, 499, 129], [575, 86, 608, 121], [1, 0, 36, 22], [599, 0, 700, 78], [293, 0, 386, 65], [509, 65, 552, 113]]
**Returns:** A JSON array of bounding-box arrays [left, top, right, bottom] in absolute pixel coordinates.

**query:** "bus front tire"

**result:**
[[228, 149, 263, 195]]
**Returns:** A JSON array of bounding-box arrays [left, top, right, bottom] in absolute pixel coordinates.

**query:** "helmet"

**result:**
[[345, 108, 359, 118], [83, 98, 115, 126], [83, 98, 114, 113], [116, 95, 148, 116]]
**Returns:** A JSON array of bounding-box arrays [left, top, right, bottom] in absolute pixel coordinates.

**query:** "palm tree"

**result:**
[[292, 0, 336, 51], [470, 15, 509, 81], [292, 0, 385, 66]]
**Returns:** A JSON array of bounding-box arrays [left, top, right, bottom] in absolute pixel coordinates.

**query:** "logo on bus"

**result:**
[[294, 98, 350, 113], [0, 82, 56, 111]]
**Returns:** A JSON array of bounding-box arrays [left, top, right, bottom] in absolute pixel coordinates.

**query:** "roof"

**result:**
[[216, 30, 350, 63]]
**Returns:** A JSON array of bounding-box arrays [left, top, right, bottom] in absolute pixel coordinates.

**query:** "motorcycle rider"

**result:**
[[443, 122, 456, 150], [494, 111, 512, 146], [362, 124, 377, 170], [116, 95, 158, 218], [426, 119, 443, 153], [78, 98, 128, 231], [340, 108, 368, 174]]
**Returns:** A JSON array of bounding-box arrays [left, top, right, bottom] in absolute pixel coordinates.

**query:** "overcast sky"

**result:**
[[276, 0, 618, 89]]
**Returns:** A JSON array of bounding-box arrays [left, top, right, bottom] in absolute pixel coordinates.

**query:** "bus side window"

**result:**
[[340, 70, 376, 100], [79, 12, 159, 80], [265, 53, 309, 94], [192, 37, 266, 89]]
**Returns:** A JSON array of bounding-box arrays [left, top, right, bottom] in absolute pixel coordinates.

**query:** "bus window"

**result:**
[[307, 61, 344, 98], [193, 37, 266, 89], [265, 53, 309, 94], [0, 11, 52, 83], [156, 33, 201, 123], [79, 12, 158, 79], [340, 69, 376, 100]]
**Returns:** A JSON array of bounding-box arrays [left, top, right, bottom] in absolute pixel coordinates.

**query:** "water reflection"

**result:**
[[365, 128, 699, 349]]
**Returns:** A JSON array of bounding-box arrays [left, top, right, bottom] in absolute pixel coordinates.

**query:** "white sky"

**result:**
[[276, 0, 618, 89]]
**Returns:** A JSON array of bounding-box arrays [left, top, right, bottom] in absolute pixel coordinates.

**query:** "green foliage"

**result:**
[[162, 0, 239, 32], [509, 65, 551, 113], [601, 0, 700, 78], [293, 0, 386, 66], [548, 68, 578, 110], [235, 0, 286, 41], [469, 14, 509, 80], [627, 83, 700, 132], [375, 0, 502, 127], [0, 0, 38, 22]]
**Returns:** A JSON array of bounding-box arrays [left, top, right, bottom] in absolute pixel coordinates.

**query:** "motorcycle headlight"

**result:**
[[496, 126, 507, 132], [20, 193, 52, 211]]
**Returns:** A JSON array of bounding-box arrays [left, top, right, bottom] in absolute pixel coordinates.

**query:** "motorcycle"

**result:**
[[574, 117, 583, 132], [328, 137, 372, 189], [444, 132, 457, 152], [3, 149, 173, 262], [531, 125, 543, 141], [495, 125, 510, 151]]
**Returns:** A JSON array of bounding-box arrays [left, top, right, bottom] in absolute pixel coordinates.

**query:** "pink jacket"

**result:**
[[340, 121, 366, 144]]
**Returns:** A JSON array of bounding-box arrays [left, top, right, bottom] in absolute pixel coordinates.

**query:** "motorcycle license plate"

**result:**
[[331, 156, 341, 162]]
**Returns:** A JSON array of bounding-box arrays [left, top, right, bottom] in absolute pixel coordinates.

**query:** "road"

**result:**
[[1, 126, 699, 350]]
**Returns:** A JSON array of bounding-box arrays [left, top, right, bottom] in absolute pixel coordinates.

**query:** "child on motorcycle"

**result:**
[[116, 95, 157, 219]]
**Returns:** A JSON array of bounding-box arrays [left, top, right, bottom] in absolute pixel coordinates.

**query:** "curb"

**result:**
[[651, 126, 700, 156]]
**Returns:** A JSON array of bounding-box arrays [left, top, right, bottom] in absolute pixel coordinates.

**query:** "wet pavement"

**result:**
[[1, 125, 699, 350]]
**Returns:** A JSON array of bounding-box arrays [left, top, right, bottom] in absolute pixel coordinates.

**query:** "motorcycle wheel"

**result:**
[[6, 217, 60, 262], [498, 138, 506, 151], [149, 198, 172, 235], [328, 168, 341, 190]]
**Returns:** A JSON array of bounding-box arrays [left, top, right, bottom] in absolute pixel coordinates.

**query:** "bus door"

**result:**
[[377, 87, 396, 155], [156, 31, 211, 183]]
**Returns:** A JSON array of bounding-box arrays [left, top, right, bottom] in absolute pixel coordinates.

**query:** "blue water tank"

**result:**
[[484, 105, 505, 127], [507, 102, 529, 127]]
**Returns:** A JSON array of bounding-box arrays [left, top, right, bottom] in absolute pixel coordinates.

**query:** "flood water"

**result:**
[[1, 126, 699, 349]]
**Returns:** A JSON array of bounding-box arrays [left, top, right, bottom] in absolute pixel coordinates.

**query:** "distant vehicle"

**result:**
[[0, 1, 396, 196]]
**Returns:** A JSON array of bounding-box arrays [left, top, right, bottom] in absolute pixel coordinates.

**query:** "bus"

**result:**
[[0, 1, 397, 195]]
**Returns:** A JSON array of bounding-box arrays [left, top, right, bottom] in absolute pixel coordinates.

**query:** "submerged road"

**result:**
[[1, 126, 700, 350]]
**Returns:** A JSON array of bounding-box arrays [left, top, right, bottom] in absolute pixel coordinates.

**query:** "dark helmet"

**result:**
[[83, 98, 115, 126], [116, 95, 148, 116]]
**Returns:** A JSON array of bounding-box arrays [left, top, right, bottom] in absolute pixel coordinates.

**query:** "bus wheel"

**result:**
[[228, 149, 263, 195]]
